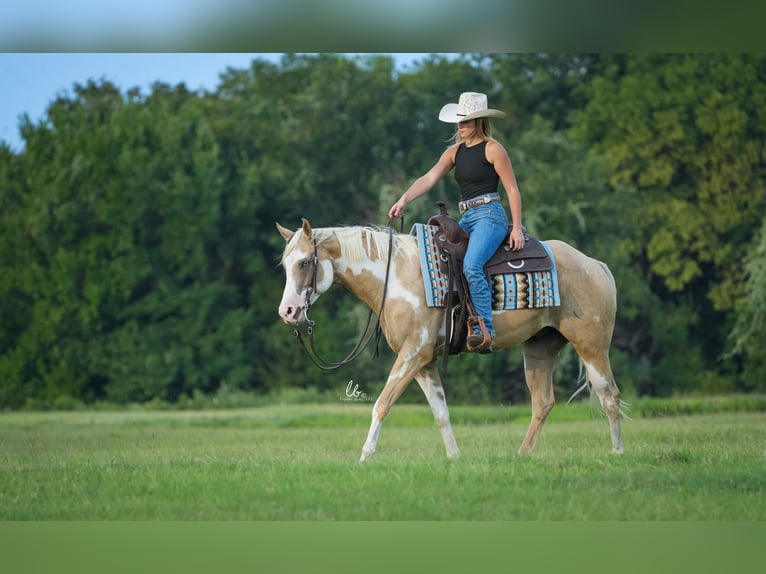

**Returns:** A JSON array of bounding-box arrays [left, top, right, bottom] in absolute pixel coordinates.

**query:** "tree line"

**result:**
[[1, 53, 764, 409]]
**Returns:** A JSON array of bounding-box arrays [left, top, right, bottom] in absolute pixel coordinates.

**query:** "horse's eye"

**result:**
[[301, 260, 310, 267]]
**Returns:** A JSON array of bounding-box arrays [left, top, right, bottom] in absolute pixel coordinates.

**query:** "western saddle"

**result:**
[[426, 202, 552, 369]]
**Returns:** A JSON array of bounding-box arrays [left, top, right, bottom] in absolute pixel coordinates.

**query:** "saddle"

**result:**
[[426, 202, 553, 368], [427, 202, 552, 276]]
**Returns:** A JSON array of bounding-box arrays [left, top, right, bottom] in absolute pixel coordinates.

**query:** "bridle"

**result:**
[[291, 219, 401, 370]]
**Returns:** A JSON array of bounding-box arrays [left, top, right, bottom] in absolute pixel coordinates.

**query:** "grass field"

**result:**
[[1, 401, 764, 520]]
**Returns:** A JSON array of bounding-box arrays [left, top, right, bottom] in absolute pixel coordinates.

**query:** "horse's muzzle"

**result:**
[[279, 303, 304, 324]]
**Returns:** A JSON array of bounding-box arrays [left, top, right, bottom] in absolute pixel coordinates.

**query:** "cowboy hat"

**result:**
[[438, 92, 506, 123]]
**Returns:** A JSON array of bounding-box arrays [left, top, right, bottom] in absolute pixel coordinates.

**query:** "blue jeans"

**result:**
[[458, 198, 508, 338]]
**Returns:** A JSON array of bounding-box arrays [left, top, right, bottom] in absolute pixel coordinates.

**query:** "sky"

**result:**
[[0, 53, 432, 152]]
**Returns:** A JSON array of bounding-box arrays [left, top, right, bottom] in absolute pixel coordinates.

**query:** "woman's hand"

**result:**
[[388, 198, 407, 219], [509, 227, 525, 251]]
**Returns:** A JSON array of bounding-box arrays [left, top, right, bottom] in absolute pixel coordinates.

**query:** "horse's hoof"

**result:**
[[359, 450, 374, 462]]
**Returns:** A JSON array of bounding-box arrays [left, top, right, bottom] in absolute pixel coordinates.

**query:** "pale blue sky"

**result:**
[[0, 53, 431, 152]]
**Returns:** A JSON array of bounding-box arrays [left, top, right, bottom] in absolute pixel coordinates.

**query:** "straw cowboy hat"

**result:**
[[438, 91, 506, 123]]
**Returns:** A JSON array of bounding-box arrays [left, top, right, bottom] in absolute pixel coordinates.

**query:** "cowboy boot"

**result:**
[[466, 316, 493, 354]]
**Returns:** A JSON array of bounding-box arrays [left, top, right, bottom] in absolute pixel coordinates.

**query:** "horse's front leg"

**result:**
[[360, 346, 429, 462], [415, 362, 459, 458]]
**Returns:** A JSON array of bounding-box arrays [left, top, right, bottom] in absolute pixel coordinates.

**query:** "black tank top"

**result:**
[[454, 141, 499, 201]]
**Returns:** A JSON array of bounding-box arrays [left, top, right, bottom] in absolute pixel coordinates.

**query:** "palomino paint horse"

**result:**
[[277, 218, 624, 461]]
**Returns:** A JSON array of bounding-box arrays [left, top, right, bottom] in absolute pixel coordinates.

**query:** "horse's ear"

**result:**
[[300, 218, 313, 239], [275, 222, 295, 242]]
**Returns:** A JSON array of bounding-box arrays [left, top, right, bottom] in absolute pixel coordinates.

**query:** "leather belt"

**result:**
[[458, 194, 500, 214]]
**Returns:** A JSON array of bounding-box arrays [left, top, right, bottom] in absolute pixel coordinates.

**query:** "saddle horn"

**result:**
[[428, 202, 465, 245]]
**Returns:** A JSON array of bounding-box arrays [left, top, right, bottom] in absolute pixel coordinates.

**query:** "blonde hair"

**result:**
[[449, 117, 492, 144]]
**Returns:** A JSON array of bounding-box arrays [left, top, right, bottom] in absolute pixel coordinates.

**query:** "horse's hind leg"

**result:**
[[519, 328, 568, 454], [563, 260, 624, 453], [415, 362, 459, 458], [564, 325, 624, 452], [580, 353, 624, 454]]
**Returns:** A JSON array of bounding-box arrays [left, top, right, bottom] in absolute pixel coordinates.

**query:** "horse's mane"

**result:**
[[334, 227, 414, 262], [281, 225, 417, 264], [334, 226, 417, 263]]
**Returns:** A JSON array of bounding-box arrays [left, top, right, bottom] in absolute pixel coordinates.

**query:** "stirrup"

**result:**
[[466, 332, 493, 353], [466, 316, 493, 353]]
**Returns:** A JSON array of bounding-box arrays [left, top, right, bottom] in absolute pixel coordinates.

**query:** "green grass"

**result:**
[[1, 403, 764, 520]]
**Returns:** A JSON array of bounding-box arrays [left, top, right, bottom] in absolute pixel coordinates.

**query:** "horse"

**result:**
[[276, 218, 624, 461]]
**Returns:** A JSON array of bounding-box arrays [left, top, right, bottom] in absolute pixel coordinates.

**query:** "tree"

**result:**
[[572, 54, 766, 392], [729, 217, 766, 391], [0, 80, 257, 406]]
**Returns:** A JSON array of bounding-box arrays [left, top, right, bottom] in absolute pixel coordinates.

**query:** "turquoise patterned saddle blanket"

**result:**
[[412, 223, 561, 310]]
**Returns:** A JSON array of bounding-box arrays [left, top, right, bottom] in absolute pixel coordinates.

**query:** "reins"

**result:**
[[292, 218, 403, 371]]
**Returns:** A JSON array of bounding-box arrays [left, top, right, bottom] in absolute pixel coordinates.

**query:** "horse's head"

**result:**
[[276, 218, 335, 324]]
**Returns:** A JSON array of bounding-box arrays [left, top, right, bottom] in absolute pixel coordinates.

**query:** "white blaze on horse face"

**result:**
[[278, 241, 333, 324]]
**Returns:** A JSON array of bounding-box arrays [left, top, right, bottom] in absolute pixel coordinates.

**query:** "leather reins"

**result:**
[[292, 218, 402, 370]]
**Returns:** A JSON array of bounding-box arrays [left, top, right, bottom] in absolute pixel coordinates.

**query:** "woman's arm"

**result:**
[[487, 140, 525, 250], [389, 146, 456, 218]]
